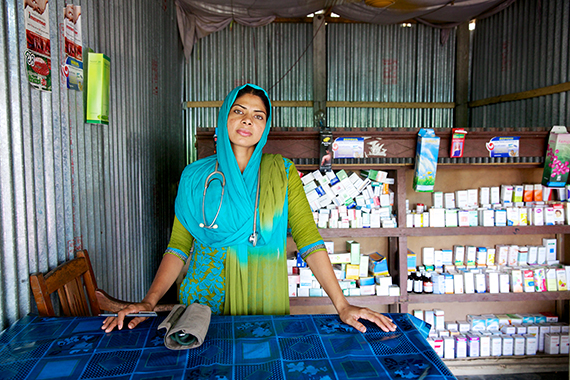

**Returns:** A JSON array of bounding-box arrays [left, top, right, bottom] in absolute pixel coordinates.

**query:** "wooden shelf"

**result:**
[[318, 225, 570, 238], [444, 354, 569, 376], [290, 295, 399, 307], [404, 225, 570, 236], [318, 228, 403, 238], [405, 291, 570, 304]]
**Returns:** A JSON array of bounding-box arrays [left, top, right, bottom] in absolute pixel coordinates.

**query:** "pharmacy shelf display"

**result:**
[[197, 127, 570, 371]]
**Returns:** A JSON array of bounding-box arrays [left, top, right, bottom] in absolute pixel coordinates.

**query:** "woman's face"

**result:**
[[227, 93, 267, 153]]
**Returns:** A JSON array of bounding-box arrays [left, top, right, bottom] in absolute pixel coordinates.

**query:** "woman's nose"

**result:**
[[241, 115, 252, 125]]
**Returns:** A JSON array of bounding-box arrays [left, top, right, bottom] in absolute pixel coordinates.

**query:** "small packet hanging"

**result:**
[[157, 303, 211, 350]]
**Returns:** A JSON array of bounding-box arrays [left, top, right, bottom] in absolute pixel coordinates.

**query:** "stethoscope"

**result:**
[[199, 161, 260, 247]]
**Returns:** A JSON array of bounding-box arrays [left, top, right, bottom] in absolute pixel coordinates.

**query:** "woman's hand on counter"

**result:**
[[101, 301, 154, 333], [338, 304, 397, 333]]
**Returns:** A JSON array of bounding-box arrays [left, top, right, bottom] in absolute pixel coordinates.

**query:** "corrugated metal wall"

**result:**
[[328, 23, 455, 129], [0, 0, 184, 329], [184, 22, 455, 130], [471, 0, 570, 128], [184, 22, 315, 132]]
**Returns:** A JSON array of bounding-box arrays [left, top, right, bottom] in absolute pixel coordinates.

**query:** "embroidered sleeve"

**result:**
[[164, 215, 194, 263]]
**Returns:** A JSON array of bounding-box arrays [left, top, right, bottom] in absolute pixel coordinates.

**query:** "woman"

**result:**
[[102, 84, 396, 333]]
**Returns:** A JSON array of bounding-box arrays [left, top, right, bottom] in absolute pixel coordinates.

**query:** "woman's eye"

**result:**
[[254, 115, 264, 120]]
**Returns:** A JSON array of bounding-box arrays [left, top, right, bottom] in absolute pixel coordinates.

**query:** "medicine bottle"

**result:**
[[423, 272, 433, 293], [413, 271, 423, 293]]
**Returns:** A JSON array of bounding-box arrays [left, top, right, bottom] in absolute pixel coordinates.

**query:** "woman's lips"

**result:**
[[237, 129, 252, 137]]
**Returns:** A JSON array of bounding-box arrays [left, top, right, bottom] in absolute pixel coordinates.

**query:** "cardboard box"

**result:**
[[513, 335, 526, 356], [444, 337, 455, 359], [450, 128, 467, 157], [479, 334, 491, 357], [85, 52, 111, 125], [524, 334, 538, 355], [502, 335, 514, 356], [544, 333, 560, 354], [413, 129, 440, 192], [466, 333, 480, 357], [455, 335, 467, 358], [560, 334, 569, 354], [491, 336, 502, 356], [487, 136, 520, 158], [542, 126, 570, 187], [368, 252, 389, 276]]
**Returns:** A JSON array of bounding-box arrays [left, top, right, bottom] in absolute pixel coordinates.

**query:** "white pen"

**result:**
[[99, 312, 158, 317]]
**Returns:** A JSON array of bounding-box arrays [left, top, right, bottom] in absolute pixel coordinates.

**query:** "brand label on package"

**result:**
[[486, 136, 519, 157], [332, 137, 364, 159]]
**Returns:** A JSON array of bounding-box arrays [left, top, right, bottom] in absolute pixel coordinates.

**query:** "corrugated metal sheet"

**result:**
[[184, 22, 455, 130], [328, 23, 456, 129], [0, 0, 184, 329], [184, 22, 314, 131], [471, 0, 570, 128]]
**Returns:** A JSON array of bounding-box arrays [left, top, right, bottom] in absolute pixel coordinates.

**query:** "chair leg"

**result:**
[[95, 289, 176, 313]]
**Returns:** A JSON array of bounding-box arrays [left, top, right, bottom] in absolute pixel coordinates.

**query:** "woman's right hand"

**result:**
[[101, 301, 154, 333]]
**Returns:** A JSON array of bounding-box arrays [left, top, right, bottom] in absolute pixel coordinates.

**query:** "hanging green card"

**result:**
[[85, 52, 110, 124]]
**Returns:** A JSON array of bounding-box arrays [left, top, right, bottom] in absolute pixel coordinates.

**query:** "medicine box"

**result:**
[[538, 325, 551, 352], [560, 334, 569, 354], [544, 333, 560, 354], [455, 335, 467, 358], [467, 315, 486, 331], [479, 334, 491, 357], [513, 335, 526, 356], [524, 334, 538, 355], [413, 128, 440, 192], [434, 309, 445, 331], [491, 336, 502, 356], [542, 126, 570, 187], [466, 333, 480, 357], [368, 252, 389, 276], [457, 320, 470, 333], [502, 335, 514, 356], [444, 337, 455, 359]]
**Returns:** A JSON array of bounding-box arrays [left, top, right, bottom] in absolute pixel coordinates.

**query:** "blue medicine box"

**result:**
[[413, 129, 440, 192]]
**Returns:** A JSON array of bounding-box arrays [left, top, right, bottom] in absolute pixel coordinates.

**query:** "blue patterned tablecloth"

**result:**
[[0, 313, 456, 380]]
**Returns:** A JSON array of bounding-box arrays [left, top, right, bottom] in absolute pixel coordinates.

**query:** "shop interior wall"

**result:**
[[0, 0, 184, 329], [470, 0, 570, 128], [183, 22, 456, 130]]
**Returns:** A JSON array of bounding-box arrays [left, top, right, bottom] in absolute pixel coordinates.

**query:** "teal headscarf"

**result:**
[[175, 84, 272, 248]]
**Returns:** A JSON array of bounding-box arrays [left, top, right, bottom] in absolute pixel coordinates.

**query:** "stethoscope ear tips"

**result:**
[[199, 223, 205, 228]]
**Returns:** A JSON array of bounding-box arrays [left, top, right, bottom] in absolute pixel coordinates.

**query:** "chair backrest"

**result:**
[[29, 250, 101, 317]]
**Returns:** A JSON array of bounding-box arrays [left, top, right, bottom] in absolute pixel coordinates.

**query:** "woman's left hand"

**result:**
[[338, 304, 397, 333]]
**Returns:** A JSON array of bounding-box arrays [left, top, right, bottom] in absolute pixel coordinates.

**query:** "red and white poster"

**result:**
[[64, 4, 82, 61], [63, 4, 83, 91], [23, 0, 52, 91]]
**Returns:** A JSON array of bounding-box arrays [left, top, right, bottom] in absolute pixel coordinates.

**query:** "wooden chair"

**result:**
[[95, 289, 175, 313], [29, 250, 101, 317], [29, 249, 177, 317]]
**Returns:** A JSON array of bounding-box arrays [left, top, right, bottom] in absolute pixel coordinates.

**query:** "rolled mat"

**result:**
[[157, 303, 211, 350]]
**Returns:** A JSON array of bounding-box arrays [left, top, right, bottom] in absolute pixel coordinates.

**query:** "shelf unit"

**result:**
[[198, 127, 569, 315], [290, 167, 570, 315], [197, 127, 569, 374]]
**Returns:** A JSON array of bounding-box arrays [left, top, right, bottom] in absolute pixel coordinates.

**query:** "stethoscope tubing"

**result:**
[[200, 161, 225, 229], [199, 160, 260, 247]]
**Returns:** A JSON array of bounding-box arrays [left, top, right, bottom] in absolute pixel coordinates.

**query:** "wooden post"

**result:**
[[455, 22, 470, 128], [313, 14, 327, 124]]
